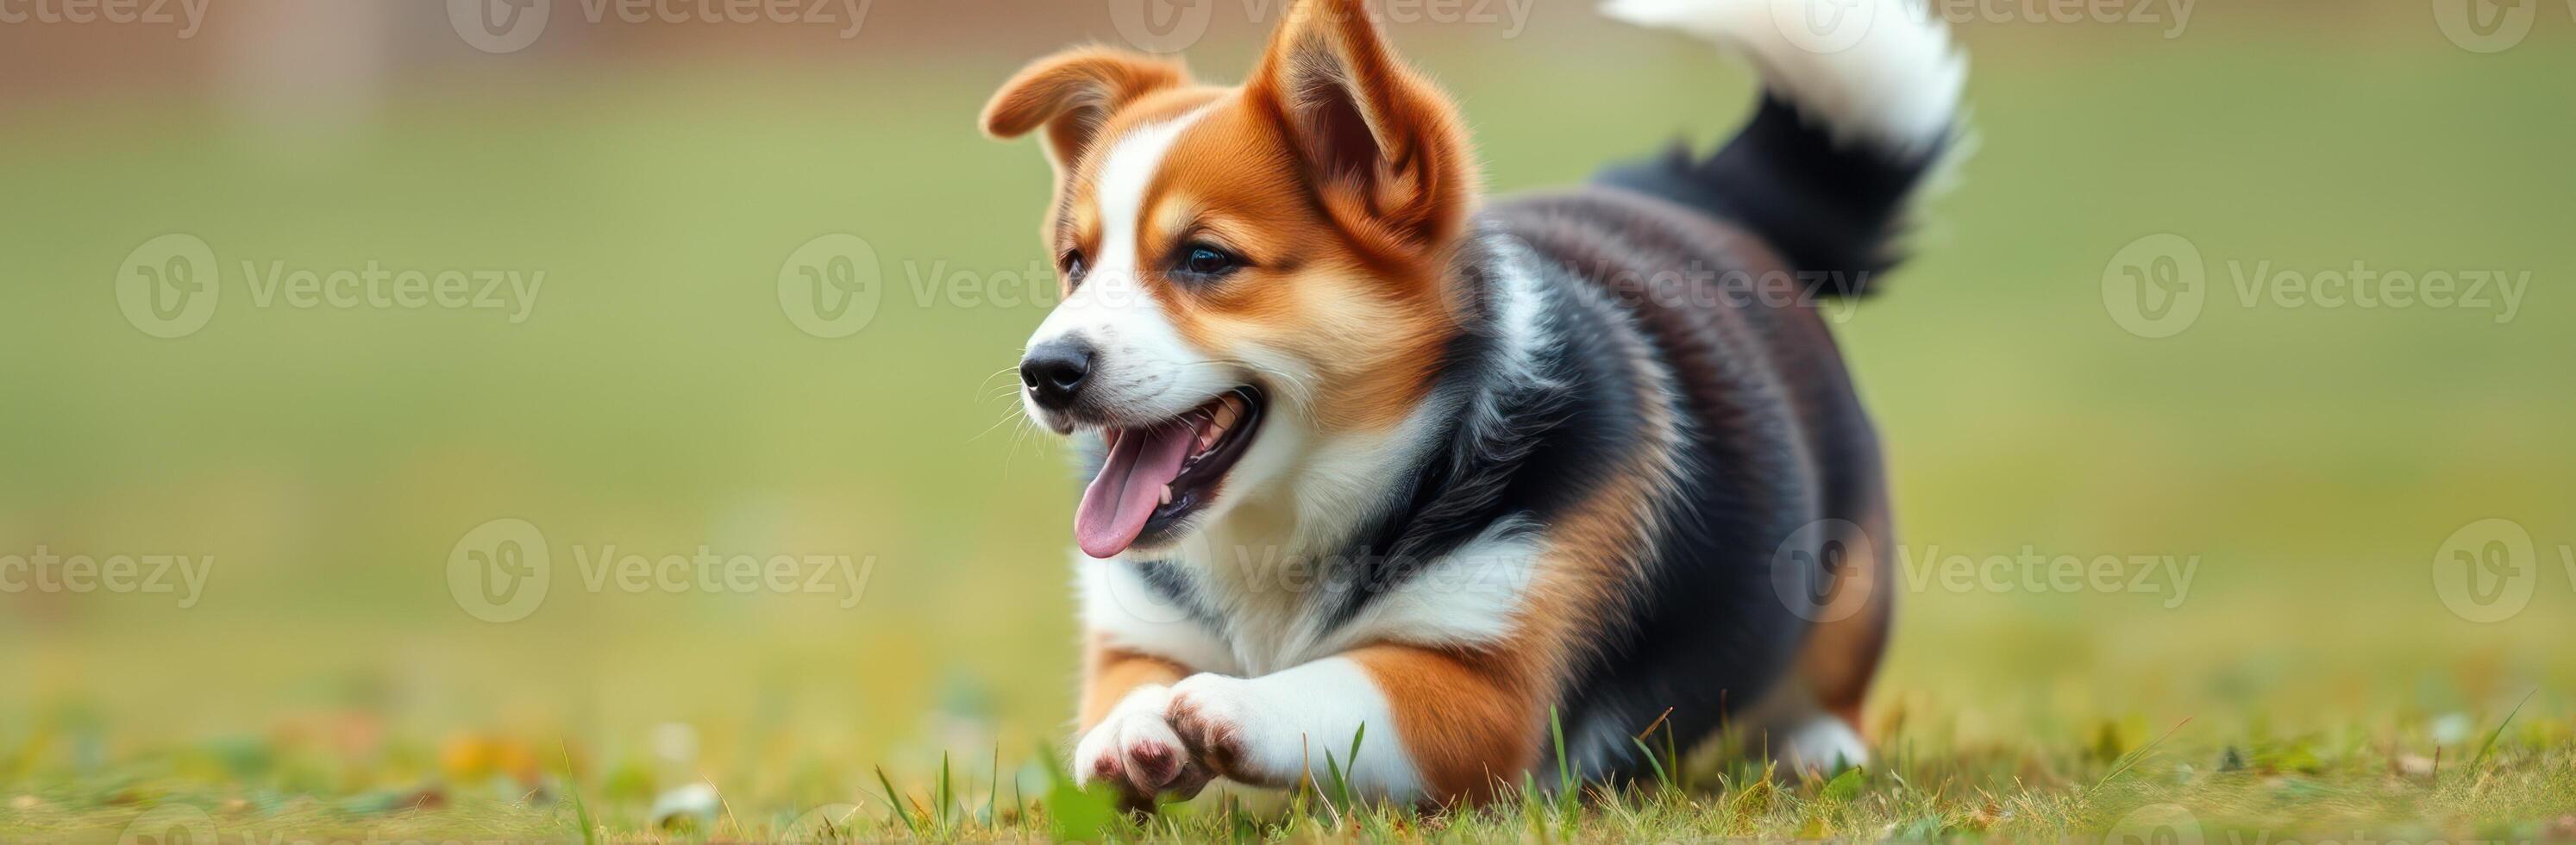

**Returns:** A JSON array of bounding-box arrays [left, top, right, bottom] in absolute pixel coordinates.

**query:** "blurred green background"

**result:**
[[1, 0, 2572, 836]]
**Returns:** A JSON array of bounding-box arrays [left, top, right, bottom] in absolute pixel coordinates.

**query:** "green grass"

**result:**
[[3, 12, 2574, 843], [8, 713, 2574, 842]]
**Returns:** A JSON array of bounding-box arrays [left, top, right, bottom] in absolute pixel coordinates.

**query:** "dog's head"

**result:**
[[983, 0, 1479, 560]]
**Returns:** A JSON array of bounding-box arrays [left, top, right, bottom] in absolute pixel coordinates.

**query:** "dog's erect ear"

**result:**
[[1250, 0, 1476, 256], [981, 47, 1190, 171]]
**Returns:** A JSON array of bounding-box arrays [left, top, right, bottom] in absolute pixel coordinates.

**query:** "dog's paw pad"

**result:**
[[1072, 685, 1213, 807], [1165, 674, 1263, 779], [1126, 739, 1181, 786]]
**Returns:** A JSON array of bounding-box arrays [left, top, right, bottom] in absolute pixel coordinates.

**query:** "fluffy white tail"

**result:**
[[1602, 0, 1965, 157]]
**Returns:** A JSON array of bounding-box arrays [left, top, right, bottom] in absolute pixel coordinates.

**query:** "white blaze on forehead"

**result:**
[[1025, 106, 1232, 426], [1092, 108, 1209, 280]]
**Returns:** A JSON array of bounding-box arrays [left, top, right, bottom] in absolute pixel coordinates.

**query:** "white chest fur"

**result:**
[[1079, 518, 1542, 676]]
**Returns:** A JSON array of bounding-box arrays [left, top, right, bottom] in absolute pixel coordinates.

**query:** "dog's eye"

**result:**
[[1059, 250, 1087, 284], [1173, 243, 1242, 280]]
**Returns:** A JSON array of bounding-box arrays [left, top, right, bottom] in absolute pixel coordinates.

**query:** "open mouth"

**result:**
[[1074, 386, 1265, 559]]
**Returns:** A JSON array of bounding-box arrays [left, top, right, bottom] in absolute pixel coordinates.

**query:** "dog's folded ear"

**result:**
[[981, 47, 1190, 171], [1249, 0, 1477, 257]]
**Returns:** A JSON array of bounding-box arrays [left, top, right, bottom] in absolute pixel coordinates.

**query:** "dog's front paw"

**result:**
[[1164, 673, 1285, 786], [1073, 685, 1212, 809]]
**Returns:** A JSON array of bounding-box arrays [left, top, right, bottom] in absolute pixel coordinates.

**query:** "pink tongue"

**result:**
[[1075, 422, 1196, 559]]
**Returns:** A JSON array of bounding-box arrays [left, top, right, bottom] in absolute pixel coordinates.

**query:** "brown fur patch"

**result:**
[[1349, 644, 1548, 804], [1079, 637, 1190, 729]]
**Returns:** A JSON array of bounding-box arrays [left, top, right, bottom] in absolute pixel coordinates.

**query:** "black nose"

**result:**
[[1019, 339, 1095, 411]]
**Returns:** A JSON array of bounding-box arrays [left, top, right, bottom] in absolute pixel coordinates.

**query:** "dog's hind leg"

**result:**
[[1796, 495, 1895, 735], [1741, 500, 1893, 776]]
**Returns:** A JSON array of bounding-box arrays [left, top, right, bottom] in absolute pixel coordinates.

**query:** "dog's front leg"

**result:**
[[1163, 643, 1548, 806], [1071, 641, 1210, 810]]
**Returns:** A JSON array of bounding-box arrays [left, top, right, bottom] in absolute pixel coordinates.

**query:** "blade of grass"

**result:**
[[1324, 750, 1350, 827], [1629, 707, 1677, 795], [1629, 736, 1672, 792], [874, 766, 919, 835], [1551, 707, 1571, 794], [558, 744, 599, 845], [2091, 717, 2191, 791], [705, 777, 743, 840], [1288, 735, 1311, 821], [1344, 723, 1367, 816], [2468, 688, 2538, 775], [1346, 722, 1368, 784], [985, 744, 1001, 826], [1550, 707, 1579, 823], [937, 752, 954, 830]]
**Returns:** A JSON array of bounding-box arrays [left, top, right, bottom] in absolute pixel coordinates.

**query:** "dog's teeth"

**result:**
[[1159, 485, 1173, 505]]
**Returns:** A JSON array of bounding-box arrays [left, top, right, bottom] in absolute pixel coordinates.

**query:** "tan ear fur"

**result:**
[[981, 46, 1192, 170], [1246, 0, 1478, 258]]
